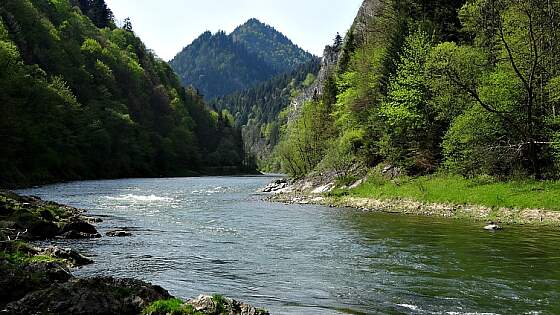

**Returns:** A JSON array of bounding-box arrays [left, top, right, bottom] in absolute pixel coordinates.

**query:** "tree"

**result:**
[[333, 32, 343, 51], [429, 0, 560, 177], [380, 30, 437, 173], [88, 0, 113, 28], [122, 17, 133, 32]]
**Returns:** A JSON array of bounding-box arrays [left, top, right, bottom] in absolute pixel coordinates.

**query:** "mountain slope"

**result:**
[[169, 31, 276, 100], [169, 19, 315, 100], [210, 59, 321, 167], [0, 0, 249, 187], [230, 18, 314, 72]]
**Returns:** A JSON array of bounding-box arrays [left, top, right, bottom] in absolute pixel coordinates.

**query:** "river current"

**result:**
[[18, 176, 560, 314]]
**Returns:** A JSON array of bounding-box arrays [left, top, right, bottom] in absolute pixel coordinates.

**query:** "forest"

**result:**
[[169, 18, 315, 100], [0, 0, 250, 187], [210, 59, 320, 168], [277, 0, 560, 181]]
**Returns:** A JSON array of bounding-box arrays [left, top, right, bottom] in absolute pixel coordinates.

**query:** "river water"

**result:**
[[18, 176, 560, 314]]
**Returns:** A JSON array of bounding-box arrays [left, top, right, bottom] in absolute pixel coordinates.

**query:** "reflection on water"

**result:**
[[18, 177, 560, 315]]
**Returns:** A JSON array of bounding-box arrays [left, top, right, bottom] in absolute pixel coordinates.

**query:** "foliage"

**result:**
[[0, 0, 249, 187], [277, 0, 560, 180], [379, 29, 439, 173], [230, 18, 315, 73], [277, 100, 335, 177], [210, 59, 320, 166]]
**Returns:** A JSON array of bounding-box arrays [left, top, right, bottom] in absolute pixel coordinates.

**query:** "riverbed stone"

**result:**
[[188, 295, 270, 315]]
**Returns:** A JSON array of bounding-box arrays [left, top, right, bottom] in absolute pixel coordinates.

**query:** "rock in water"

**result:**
[[61, 221, 99, 235], [40, 245, 93, 267], [484, 223, 502, 231], [106, 230, 133, 237], [4, 277, 172, 315]]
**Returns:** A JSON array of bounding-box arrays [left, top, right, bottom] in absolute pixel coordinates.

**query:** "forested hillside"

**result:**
[[230, 18, 315, 73], [169, 19, 316, 100], [277, 0, 560, 180], [210, 59, 320, 167], [0, 0, 250, 187]]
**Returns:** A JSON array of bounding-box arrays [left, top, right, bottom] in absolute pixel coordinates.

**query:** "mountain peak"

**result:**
[[170, 20, 316, 99], [244, 18, 264, 25]]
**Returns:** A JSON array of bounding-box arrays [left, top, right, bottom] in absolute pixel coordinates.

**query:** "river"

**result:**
[[18, 176, 560, 314]]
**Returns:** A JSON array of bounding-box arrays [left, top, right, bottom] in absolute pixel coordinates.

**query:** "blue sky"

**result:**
[[105, 0, 364, 61]]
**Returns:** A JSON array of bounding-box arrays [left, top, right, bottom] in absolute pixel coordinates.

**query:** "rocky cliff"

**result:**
[[290, 0, 384, 116]]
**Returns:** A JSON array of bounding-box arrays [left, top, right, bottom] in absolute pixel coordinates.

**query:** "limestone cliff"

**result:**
[[289, 0, 384, 117]]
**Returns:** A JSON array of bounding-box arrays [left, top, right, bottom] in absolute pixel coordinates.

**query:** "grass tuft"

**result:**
[[142, 298, 203, 315]]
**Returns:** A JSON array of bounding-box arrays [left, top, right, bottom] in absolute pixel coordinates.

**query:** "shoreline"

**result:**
[[2, 169, 264, 191], [265, 181, 560, 227], [0, 190, 269, 314]]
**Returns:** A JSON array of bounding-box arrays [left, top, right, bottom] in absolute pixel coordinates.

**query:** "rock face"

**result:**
[[350, 0, 384, 45], [289, 0, 384, 118], [188, 295, 270, 315], [290, 44, 340, 117], [5, 277, 172, 315]]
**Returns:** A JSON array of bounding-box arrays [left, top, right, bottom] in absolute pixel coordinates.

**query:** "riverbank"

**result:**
[[0, 190, 269, 314], [266, 175, 560, 226]]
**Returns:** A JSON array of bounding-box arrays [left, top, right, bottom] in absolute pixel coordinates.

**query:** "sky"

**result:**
[[105, 0, 364, 61]]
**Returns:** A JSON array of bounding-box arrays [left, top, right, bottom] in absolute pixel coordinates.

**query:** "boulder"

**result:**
[[484, 223, 503, 231], [188, 295, 269, 315], [262, 179, 288, 193], [0, 260, 72, 308], [58, 230, 101, 239], [59, 221, 101, 239], [61, 221, 98, 235], [27, 221, 60, 239], [40, 245, 93, 267], [5, 277, 172, 315]]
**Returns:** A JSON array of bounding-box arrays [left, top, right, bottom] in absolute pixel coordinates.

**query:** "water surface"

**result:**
[[19, 176, 560, 314]]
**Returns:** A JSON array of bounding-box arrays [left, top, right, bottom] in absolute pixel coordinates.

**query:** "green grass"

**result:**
[[342, 174, 560, 211], [142, 298, 203, 315], [0, 250, 63, 265], [0, 241, 64, 265]]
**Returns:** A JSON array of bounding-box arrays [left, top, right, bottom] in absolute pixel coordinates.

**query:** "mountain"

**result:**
[[0, 0, 250, 187], [169, 31, 276, 100], [230, 18, 314, 72], [169, 19, 316, 100]]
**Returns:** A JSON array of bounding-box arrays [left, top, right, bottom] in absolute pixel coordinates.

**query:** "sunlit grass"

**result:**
[[345, 174, 560, 210]]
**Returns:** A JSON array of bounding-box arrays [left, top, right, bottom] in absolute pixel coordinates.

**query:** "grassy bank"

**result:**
[[267, 174, 560, 226], [339, 175, 560, 211]]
